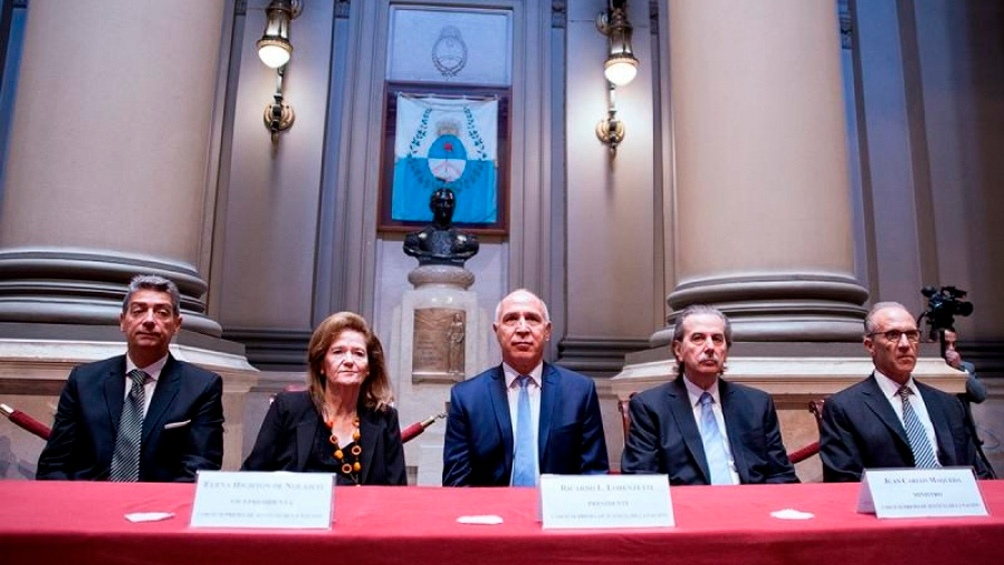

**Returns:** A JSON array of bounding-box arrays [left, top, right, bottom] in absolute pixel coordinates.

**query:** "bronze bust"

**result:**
[[403, 188, 479, 267]]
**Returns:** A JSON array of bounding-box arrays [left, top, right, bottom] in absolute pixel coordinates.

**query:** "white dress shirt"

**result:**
[[873, 370, 940, 457], [124, 354, 167, 417]]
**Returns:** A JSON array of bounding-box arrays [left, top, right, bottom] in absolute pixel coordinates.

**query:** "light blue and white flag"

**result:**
[[391, 95, 498, 223]]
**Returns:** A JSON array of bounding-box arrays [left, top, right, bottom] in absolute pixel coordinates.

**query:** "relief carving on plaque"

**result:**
[[413, 308, 466, 383]]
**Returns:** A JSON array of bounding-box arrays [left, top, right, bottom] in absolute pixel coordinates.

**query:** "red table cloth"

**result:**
[[1, 480, 1001, 565]]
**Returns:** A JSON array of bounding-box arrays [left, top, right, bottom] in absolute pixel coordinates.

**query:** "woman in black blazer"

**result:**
[[243, 312, 406, 485]]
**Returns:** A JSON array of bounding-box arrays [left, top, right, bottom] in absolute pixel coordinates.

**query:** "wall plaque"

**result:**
[[412, 308, 466, 382]]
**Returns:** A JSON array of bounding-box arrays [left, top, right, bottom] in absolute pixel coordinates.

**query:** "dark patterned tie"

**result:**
[[109, 369, 148, 482], [897, 385, 941, 469]]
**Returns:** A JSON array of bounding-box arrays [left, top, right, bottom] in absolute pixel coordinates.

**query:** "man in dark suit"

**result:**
[[621, 305, 797, 485], [36, 274, 224, 482], [820, 302, 992, 482], [442, 289, 608, 486]]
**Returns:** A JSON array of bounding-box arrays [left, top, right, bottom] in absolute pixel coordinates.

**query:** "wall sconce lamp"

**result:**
[[257, 0, 302, 142], [595, 0, 638, 157], [595, 84, 626, 155]]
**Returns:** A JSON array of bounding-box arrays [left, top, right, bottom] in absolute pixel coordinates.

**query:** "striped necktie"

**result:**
[[109, 369, 148, 482], [897, 385, 940, 469]]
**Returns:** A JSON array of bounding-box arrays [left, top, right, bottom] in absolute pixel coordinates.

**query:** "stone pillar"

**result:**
[[0, 0, 225, 334], [661, 0, 868, 342], [0, 1, 259, 477]]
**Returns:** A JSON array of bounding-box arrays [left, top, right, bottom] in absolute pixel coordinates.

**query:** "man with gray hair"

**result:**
[[37, 274, 224, 482], [820, 301, 991, 482], [621, 304, 797, 484], [443, 289, 608, 486]]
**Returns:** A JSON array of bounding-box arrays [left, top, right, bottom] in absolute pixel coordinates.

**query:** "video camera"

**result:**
[[918, 285, 974, 341]]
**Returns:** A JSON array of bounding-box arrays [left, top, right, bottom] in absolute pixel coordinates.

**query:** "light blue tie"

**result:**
[[699, 392, 733, 485], [898, 386, 941, 469], [511, 375, 536, 487]]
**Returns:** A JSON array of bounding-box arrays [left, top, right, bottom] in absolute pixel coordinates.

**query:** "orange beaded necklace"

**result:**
[[324, 416, 362, 485]]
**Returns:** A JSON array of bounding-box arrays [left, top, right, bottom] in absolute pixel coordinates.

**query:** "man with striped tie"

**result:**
[[36, 275, 224, 482], [820, 302, 992, 482], [621, 305, 797, 485]]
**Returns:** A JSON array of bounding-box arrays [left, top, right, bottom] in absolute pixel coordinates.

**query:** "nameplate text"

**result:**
[[539, 474, 674, 529], [857, 467, 987, 519], [190, 471, 333, 529]]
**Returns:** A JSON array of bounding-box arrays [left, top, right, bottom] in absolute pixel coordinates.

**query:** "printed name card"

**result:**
[[857, 467, 988, 519], [190, 471, 334, 529], [539, 474, 674, 529]]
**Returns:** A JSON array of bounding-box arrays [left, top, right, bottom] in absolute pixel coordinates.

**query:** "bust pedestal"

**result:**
[[391, 265, 488, 485]]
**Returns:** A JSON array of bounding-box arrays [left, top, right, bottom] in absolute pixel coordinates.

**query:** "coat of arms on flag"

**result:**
[[390, 94, 499, 224]]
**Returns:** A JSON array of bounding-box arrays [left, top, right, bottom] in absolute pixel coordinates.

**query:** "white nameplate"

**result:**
[[539, 474, 674, 529], [856, 467, 988, 519], [190, 471, 334, 529]]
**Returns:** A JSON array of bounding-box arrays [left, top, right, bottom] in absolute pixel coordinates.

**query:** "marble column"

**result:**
[[0, 0, 225, 335], [661, 0, 868, 342], [0, 1, 259, 477]]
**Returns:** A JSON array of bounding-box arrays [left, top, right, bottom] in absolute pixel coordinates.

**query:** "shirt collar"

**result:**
[[125, 353, 168, 383], [873, 370, 918, 400], [503, 362, 543, 389], [683, 375, 720, 408]]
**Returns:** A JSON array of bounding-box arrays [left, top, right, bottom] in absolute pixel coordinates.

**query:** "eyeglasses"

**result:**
[[868, 330, 921, 343]]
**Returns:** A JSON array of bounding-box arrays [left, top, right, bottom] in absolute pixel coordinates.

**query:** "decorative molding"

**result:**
[[556, 337, 651, 377], [962, 341, 1004, 376], [649, 0, 659, 33], [234, 0, 247, 16], [223, 328, 312, 370], [0, 250, 221, 336], [669, 273, 869, 307], [551, 1, 566, 29], [663, 273, 870, 343]]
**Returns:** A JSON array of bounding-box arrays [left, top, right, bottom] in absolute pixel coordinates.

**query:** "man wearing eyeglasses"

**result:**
[[819, 302, 992, 482]]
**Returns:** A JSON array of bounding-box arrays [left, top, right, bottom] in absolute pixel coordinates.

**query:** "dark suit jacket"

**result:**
[[442, 363, 609, 486], [621, 376, 798, 485], [36, 354, 224, 482], [241, 391, 406, 485], [820, 374, 992, 482]]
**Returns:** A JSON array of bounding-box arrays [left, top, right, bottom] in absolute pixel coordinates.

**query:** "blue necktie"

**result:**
[[699, 392, 733, 485], [898, 385, 941, 469], [511, 375, 536, 487]]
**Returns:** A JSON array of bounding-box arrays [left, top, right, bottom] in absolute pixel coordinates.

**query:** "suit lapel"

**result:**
[[861, 374, 910, 448], [142, 355, 180, 443], [719, 379, 749, 483], [357, 409, 379, 483], [667, 377, 710, 484], [538, 363, 558, 463], [296, 413, 320, 472], [918, 383, 953, 464], [103, 357, 127, 436], [487, 366, 514, 472]]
